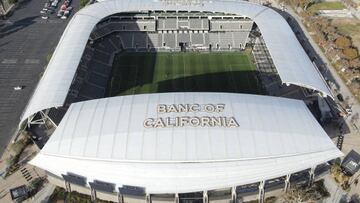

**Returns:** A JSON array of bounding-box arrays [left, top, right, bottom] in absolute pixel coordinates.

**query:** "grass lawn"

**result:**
[[332, 19, 360, 51], [109, 51, 263, 96], [334, 23, 360, 36], [308, 2, 345, 12]]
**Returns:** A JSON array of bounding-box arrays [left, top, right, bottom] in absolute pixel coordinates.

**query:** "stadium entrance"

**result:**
[[179, 42, 187, 52], [179, 192, 203, 203]]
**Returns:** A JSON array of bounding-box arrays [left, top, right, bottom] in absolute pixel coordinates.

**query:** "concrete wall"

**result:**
[[123, 195, 146, 203], [70, 183, 92, 196], [96, 190, 119, 202], [151, 194, 175, 203]]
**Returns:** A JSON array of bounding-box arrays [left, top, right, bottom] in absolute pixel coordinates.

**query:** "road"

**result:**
[[270, 1, 360, 123], [268, 0, 360, 197], [0, 0, 79, 156]]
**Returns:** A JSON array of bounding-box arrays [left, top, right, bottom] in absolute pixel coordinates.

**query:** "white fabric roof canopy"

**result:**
[[30, 92, 342, 193], [21, 0, 332, 123]]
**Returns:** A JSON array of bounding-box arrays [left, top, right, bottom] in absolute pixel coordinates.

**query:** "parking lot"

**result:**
[[0, 0, 80, 155], [40, 0, 74, 19]]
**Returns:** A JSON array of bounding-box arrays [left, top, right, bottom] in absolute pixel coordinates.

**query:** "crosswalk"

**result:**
[[20, 167, 33, 182], [337, 135, 344, 150]]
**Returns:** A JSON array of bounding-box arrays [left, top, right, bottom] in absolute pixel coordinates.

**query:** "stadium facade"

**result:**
[[22, 0, 342, 202]]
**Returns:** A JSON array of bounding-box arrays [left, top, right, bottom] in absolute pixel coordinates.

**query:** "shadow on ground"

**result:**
[[0, 15, 38, 38]]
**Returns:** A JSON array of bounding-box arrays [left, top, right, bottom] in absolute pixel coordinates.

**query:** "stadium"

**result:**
[[20, 0, 343, 202]]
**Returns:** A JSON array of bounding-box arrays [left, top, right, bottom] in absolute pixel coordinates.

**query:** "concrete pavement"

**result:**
[[0, 164, 45, 202], [0, 0, 80, 200], [0, 0, 80, 156]]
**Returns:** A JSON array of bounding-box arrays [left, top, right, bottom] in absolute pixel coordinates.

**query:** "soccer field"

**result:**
[[109, 51, 263, 96]]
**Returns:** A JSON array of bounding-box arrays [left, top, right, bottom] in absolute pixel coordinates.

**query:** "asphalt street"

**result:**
[[0, 0, 78, 155]]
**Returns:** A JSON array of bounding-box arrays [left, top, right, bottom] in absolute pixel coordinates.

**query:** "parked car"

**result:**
[[337, 93, 344, 102], [51, 0, 59, 8], [57, 10, 64, 17], [60, 4, 67, 11], [13, 86, 23, 90], [59, 7, 72, 19], [345, 106, 352, 115]]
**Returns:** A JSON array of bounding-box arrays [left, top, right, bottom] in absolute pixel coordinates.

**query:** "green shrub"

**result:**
[[48, 187, 67, 202], [80, 0, 89, 8], [8, 0, 18, 4], [28, 177, 46, 197], [5, 136, 32, 177], [343, 47, 358, 60], [335, 36, 351, 49]]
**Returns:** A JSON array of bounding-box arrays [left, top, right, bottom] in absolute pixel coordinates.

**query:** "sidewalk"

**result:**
[[0, 164, 45, 202]]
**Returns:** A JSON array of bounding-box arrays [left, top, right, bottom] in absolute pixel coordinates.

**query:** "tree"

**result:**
[[280, 180, 330, 203], [323, 22, 337, 41], [343, 47, 358, 60], [335, 36, 351, 49], [80, 0, 89, 8], [298, 0, 315, 10], [350, 58, 360, 69]]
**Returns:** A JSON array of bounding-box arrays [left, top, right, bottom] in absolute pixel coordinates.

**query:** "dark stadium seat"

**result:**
[[236, 183, 259, 195], [79, 83, 106, 99], [47, 107, 67, 125], [290, 170, 310, 185], [108, 34, 122, 50], [88, 73, 109, 87], [90, 61, 112, 76], [93, 50, 112, 65]]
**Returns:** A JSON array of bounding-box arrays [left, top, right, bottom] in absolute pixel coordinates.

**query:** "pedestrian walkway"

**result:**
[[26, 182, 55, 203], [0, 164, 45, 202]]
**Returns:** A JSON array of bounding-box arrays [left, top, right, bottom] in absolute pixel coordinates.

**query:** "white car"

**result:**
[[13, 86, 23, 90], [346, 107, 352, 115], [57, 10, 64, 17], [51, 0, 59, 7]]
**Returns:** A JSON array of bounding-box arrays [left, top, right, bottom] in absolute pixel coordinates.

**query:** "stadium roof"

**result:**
[[21, 0, 332, 123], [30, 92, 342, 194]]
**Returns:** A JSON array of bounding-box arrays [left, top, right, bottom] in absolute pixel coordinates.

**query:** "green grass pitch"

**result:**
[[109, 51, 263, 96]]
